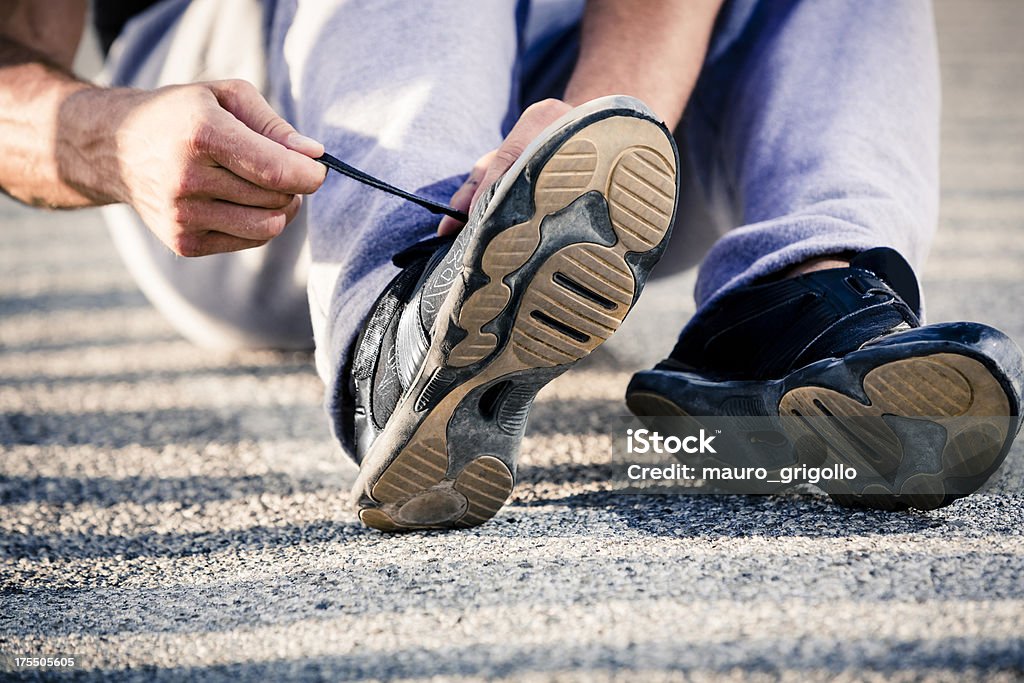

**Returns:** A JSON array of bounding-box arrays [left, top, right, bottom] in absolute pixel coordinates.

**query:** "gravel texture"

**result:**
[[1, 1, 1023, 680]]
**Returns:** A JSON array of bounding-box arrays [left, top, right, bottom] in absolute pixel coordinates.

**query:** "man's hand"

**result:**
[[1, 3, 326, 257], [73, 79, 327, 257], [437, 98, 571, 236]]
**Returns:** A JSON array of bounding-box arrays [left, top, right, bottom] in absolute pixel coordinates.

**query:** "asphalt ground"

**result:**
[[2, 1, 1023, 680]]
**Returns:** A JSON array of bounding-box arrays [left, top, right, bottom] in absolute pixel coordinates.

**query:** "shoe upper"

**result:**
[[661, 247, 923, 381], [345, 174, 510, 461], [348, 233, 462, 461]]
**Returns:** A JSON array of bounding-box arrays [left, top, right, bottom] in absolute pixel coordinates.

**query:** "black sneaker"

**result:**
[[350, 96, 680, 531], [626, 247, 1024, 510]]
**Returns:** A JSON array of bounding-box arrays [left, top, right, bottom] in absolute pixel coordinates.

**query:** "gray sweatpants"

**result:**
[[102, 0, 940, 457]]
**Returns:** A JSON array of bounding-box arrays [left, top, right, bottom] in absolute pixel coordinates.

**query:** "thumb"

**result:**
[[208, 79, 325, 158], [470, 98, 573, 215]]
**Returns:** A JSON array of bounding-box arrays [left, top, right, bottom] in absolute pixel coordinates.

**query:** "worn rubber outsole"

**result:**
[[354, 97, 680, 531], [626, 324, 1024, 510]]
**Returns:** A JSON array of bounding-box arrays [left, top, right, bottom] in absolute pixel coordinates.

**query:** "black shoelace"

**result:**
[[316, 152, 469, 223]]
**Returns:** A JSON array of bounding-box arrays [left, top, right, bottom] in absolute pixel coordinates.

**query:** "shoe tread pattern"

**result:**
[[360, 113, 677, 531], [779, 353, 1011, 510]]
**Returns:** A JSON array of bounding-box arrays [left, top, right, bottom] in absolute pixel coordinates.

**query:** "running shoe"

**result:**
[[626, 247, 1024, 510], [351, 96, 681, 530]]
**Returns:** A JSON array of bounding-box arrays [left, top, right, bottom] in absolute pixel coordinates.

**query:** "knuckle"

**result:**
[[172, 232, 205, 258], [214, 78, 248, 100], [187, 119, 216, 155], [535, 97, 568, 113], [170, 198, 195, 227], [494, 145, 522, 167], [269, 192, 293, 209], [208, 79, 258, 118], [257, 162, 286, 190], [174, 166, 202, 198], [286, 194, 304, 217], [262, 117, 294, 141], [179, 84, 217, 112], [227, 78, 255, 94], [525, 98, 557, 115], [249, 212, 285, 240], [183, 82, 210, 97]]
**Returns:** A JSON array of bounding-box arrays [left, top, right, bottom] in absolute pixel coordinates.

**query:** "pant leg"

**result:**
[[516, 1, 725, 280], [265, 0, 536, 452], [101, 0, 314, 351], [684, 0, 940, 318]]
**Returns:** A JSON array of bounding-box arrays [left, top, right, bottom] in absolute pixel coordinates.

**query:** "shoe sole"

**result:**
[[627, 324, 1023, 511], [354, 97, 680, 531]]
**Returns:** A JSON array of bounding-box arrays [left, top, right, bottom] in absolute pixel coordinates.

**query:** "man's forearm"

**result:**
[[0, 0, 120, 208], [0, 36, 119, 208], [564, 0, 724, 128]]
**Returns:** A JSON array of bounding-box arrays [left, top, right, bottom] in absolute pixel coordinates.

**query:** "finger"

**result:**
[[176, 194, 302, 242], [439, 100, 572, 236], [196, 110, 326, 196], [196, 81, 326, 194], [472, 99, 571, 214], [209, 79, 325, 158], [473, 143, 524, 216], [188, 166, 295, 209], [173, 231, 270, 258], [437, 155, 491, 236]]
